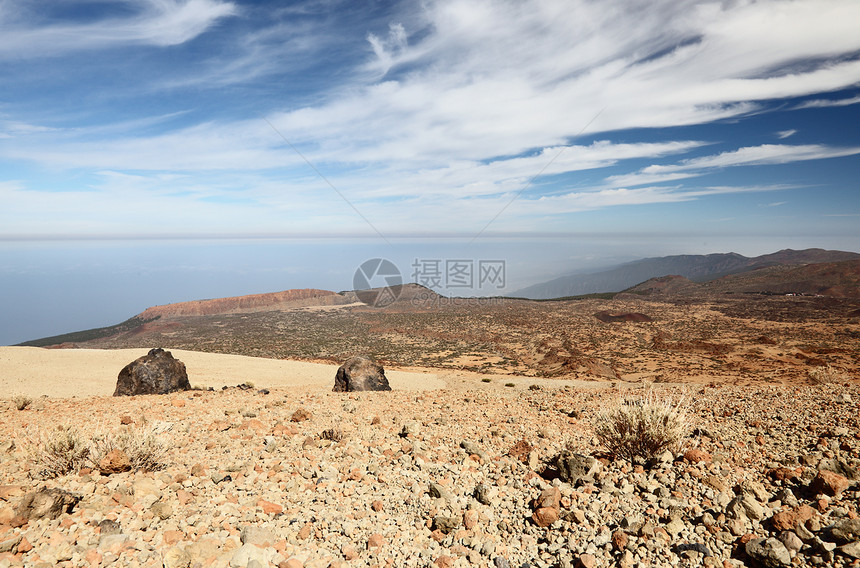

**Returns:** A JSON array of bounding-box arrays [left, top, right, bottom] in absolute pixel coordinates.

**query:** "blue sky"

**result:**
[[1, 0, 860, 343]]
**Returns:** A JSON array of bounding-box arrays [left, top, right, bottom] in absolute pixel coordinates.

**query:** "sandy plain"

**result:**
[[0, 347, 448, 398]]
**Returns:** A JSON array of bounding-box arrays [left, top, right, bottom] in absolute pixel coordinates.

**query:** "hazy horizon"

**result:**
[[3, 236, 859, 346], [2, 0, 859, 345]]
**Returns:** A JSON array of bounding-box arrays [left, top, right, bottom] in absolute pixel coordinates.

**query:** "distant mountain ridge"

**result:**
[[512, 248, 860, 299], [626, 258, 860, 298]]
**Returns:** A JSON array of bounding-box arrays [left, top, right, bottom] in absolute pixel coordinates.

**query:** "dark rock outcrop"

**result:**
[[333, 356, 391, 392], [12, 488, 80, 527], [114, 348, 190, 396], [555, 451, 600, 485]]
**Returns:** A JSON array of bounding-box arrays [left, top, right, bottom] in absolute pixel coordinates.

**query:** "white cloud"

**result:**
[[3, 0, 860, 237], [776, 130, 796, 139], [796, 95, 860, 109], [0, 0, 237, 58], [609, 144, 860, 188]]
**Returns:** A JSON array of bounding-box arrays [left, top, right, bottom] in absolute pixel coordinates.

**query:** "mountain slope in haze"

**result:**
[[138, 288, 349, 318], [625, 259, 860, 298], [17, 288, 351, 347], [513, 248, 860, 299]]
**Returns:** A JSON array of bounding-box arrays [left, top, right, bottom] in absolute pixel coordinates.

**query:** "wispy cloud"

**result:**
[[608, 144, 860, 188], [1, 0, 859, 238], [796, 95, 860, 109], [0, 0, 237, 58]]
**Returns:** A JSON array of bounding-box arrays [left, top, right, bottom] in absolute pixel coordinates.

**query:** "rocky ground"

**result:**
[[1, 378, 859, 568]]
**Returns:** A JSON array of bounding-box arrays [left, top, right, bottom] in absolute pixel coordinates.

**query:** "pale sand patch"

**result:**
[[0, 346, 445, 398]]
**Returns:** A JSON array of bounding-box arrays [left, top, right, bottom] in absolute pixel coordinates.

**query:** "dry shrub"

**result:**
[[30, 421, 167, 479], [30, 425, 90, 479], [12, 394, 33, 411], [320, 428, 344, 442], [808, 365, 850, 385], [89, 421, 167, 472], [594, 388, 691, 463]]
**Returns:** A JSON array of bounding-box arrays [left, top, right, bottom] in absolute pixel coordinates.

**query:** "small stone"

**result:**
[[838, 541, 860, 559], [826, 519, 860, 544], [428, 482, 453, 502], [464, 509, 478, 530], [367, 533, 384, 549], [98, 449, 132, 474], [433, 516, 460, 533], [474, 483, 495, 505], [535, 487, 561, 510], [257, 499, 283, 515], [778, 531, 803, 553], [611, 529, 628, 551], [683, 449, 711, 463], [555, 451, 599, 484], [163, 530, 184, 546], [401, 421, 421, 437], [230, 543, 271, 568], [810, 470, 851, 496], [342, 544, 359, 560], [577, 553, 597, 568], [241, 526, 278, 547], [531, 507, 559, 527], [745, 537, 791, 567], [99, 519, 121, 536], [0, 536, 21, 553], [290, 408, 312, 422], [727, 493, 765, 521], [150, 501, 173, 520], [163, 546, 191, 568], [771, 504, 816, 531], [371, 500, 383, 512]]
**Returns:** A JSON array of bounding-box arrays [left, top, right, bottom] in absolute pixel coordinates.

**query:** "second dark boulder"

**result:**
[[333, 356, 391, 392]]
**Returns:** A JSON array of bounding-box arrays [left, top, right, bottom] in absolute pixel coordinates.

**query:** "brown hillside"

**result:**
[[139, 288, 348, 318]]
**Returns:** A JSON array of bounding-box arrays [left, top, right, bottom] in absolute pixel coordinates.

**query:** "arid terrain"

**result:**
[[2, 258, 859, 567], [30, 283, 860, 387], [0, 360, 858, 567]]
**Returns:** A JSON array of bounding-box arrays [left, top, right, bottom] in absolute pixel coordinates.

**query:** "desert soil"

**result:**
[[0, 347, 858, 568]]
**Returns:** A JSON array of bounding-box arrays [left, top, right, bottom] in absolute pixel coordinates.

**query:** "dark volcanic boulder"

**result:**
[[13, 487, 80, 527], [333, 356, 391, 392], [114, 348, 190, 396]]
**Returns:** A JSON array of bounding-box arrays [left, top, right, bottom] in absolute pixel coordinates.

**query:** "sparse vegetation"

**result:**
[[89, 422, 167, 472], [320, 428, 344, 442], [505, 382, 515, 388], [30, 425, 90, 478], [12, 394, 33, 410], [808, 365, 851, 384], [30, 421, 167, 478], [481, 378, 492, 383], [593, 389, 690, 463]]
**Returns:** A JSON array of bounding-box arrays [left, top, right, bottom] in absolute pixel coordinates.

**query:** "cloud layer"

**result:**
[[1, 0, 859, 237]]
